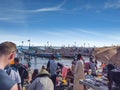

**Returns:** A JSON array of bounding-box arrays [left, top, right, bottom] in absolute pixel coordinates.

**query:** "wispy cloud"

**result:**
[[0, 18, 11, 21], [0, 0, 66, 23], [18, 0, 66, 13], [46, 31, 64, 37], [78, 29, 99, 35], [78, 29, 120, 42], [72, 4, 93, 11], [104, 0, 120, 9], [0, 0, 26, 23]]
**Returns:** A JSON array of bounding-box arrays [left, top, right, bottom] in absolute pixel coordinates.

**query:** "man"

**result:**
[[48, 55, 58, 90], [73, 54, 85, 90], [0, 42, 18, 90], [13, 58, 28, 87]]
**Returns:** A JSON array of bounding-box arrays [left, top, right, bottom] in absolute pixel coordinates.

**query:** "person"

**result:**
[[28, 68, 54, 90], [12, 58, 29, 86], [42, 65, 46, 69], [5, 65, 22, 90], [73, 54, 85, 90], [27, 60, 31, 71], [66, 68, 74, 84], [31, 69, 39, 83], [89, 57, 97, 76], [0, 42, 18, 90], [48, 55, 58, 90], [106, 64, 115, 90]]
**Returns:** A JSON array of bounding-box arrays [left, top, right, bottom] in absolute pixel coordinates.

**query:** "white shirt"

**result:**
[[9, 69, 21, 84]]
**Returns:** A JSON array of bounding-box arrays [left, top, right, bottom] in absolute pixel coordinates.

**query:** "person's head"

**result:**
[[90, 57, 94, 63], [77, 54, 82, 60], [0, 42, 17, 69], [32, 69, 39, 79], [42, 65, 45, 69], [51, 55, 55, 60], [33, 69, 39, 75], [107, 64, 115, 71], [14, 58, 20, 64]]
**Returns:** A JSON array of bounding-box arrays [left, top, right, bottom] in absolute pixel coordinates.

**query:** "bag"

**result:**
[[5, 65, 18, 74], [12, 64, 29, 79], [5, 66, 12, 75]]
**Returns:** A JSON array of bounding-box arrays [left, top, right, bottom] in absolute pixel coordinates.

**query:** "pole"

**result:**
[[28, 40, 31, 61]]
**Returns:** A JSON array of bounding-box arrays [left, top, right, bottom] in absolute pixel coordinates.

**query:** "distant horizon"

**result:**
[[18, 44, 118, 48]]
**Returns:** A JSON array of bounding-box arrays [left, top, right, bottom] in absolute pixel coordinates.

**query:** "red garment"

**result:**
[[62, 66, 69, 79]]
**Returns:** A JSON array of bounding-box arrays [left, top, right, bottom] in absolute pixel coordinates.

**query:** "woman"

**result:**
[[28, 68, 54, 90], [73, 54, 85, 90]]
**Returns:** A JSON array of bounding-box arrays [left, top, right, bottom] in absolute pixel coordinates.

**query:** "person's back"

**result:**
[[0, 69, 17, 90], [29, 77, 53, 90], [28, 69, 54, 90], [49, 60, 58, 76], [48, 55, 58, 90], [5, 66, 22, 90], [0, 42, 18, 90]]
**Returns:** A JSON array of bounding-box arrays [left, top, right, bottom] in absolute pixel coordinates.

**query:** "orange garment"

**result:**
[[10, 59, 14, 65]]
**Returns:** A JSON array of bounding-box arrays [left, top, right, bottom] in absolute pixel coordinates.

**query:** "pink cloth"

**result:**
[[62, 66, 69, 78]]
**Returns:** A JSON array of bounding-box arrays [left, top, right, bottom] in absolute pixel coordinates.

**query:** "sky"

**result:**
[[0, 0, 120, 47]]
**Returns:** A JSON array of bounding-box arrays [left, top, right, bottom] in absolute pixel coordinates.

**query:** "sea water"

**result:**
[[21, 56, 101, 70]]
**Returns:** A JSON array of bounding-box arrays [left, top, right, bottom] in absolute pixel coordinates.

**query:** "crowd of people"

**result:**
[[0, 41, 119, 90], [0, 41, 98, 90]]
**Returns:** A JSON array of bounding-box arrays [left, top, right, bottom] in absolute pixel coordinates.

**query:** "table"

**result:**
[[79, 79, 108, 90]]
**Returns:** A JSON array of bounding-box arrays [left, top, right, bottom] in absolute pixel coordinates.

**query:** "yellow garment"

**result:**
[[62, 79, 67, 85]]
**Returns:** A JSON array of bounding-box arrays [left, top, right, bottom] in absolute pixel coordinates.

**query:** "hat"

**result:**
[[39, 69, 50, 76]]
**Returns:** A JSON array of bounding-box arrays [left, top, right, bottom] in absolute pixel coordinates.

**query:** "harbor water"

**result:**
[[21, 56, 101, 70]]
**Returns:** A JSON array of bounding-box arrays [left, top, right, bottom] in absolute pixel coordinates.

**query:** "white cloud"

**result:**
[[104, 0, 120, 9], [0, 0, 67, 22], [18, 0, 66, 13]]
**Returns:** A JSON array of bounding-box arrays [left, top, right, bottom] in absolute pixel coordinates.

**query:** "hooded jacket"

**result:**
[[28, 69, 54, 90]]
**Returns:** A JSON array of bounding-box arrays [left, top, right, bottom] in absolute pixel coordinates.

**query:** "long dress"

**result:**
[[73, 60, 85, 90]]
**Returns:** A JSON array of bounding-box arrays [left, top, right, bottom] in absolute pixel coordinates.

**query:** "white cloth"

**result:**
[[89, 62, 96, 74], [28, 77, 54, 90], [73, 60, 85, 90], [10, 70, 21, 84]]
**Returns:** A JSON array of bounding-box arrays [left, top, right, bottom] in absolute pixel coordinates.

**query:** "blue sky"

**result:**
[[0, 0, 120, 47]]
